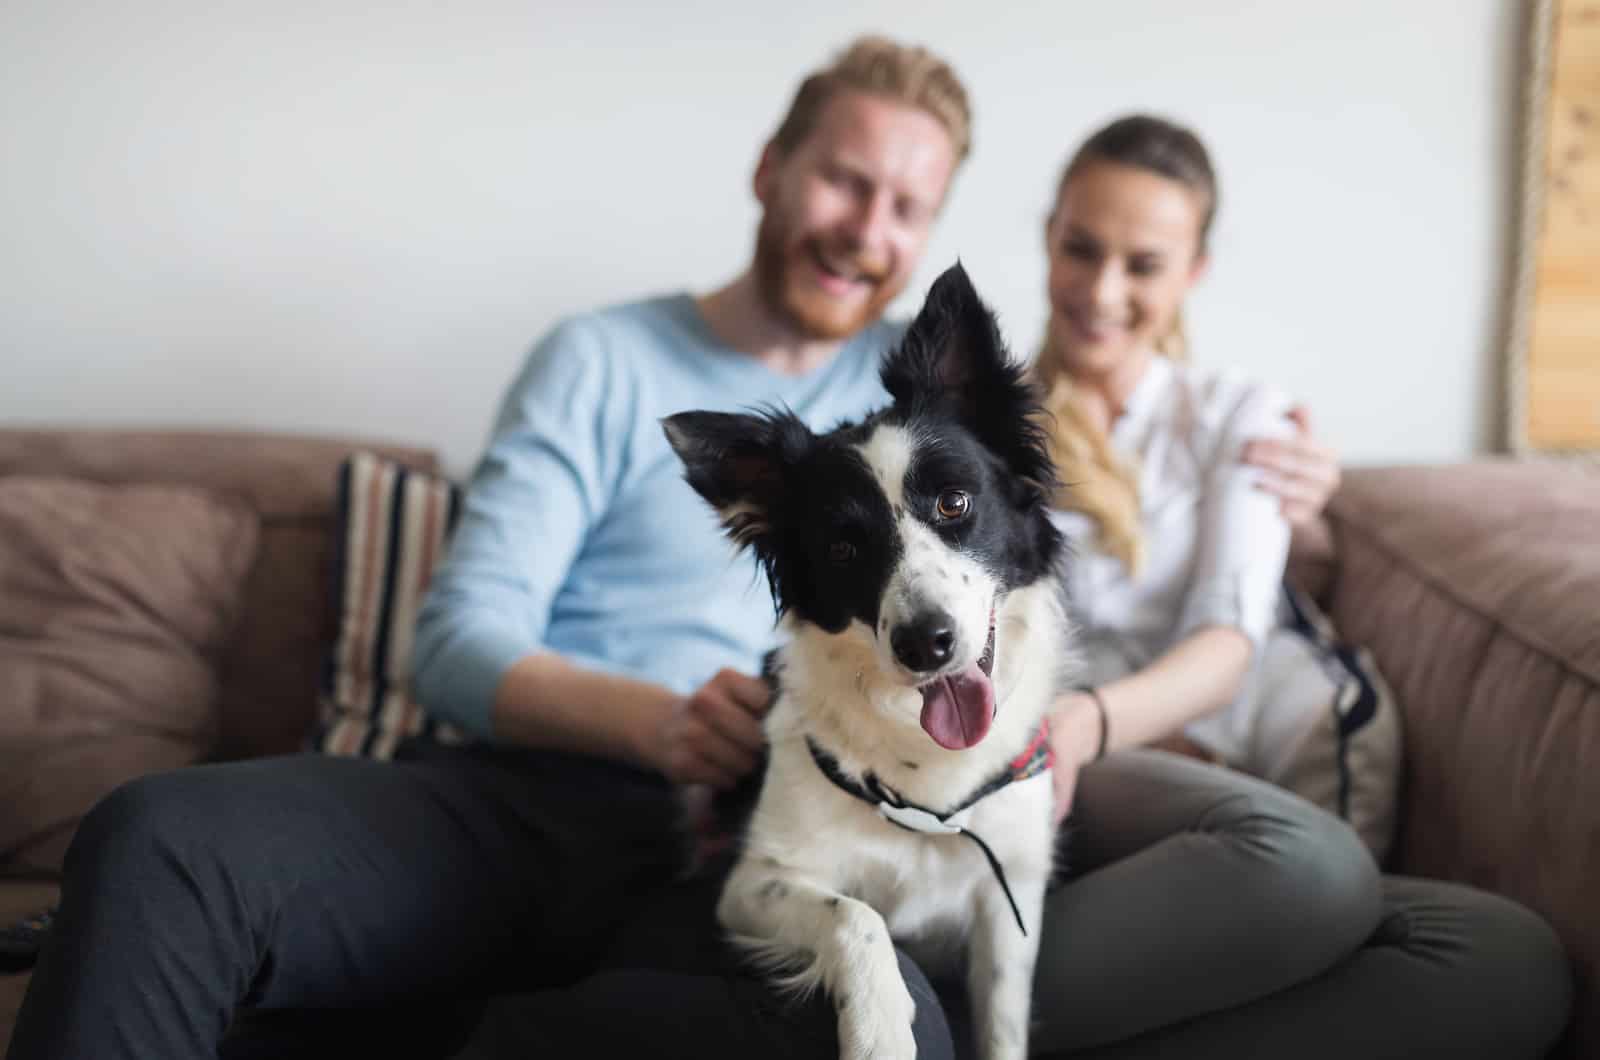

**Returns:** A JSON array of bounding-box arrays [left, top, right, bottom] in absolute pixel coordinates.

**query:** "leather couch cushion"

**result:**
[[0, 477, 259, 874]]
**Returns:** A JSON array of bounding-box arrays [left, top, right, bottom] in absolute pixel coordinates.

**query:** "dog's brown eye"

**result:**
[[935, 490, 970, 521], [829, 541, 856, 565]]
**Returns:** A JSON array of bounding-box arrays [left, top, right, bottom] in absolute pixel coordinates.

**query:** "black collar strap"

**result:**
[[804, 724, 1053, 936]]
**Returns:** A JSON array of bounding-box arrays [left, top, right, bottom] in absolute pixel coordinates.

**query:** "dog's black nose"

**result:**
[[891, 612, 956, 674]]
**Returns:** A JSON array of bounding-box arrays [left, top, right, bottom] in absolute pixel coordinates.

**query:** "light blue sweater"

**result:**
[[412, 294, 901, 740]]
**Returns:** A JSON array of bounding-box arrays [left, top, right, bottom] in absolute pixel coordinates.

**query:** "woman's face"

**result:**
[[1045, 159, 1208, 383]]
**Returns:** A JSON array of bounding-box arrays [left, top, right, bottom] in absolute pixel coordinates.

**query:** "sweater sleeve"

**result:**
[[1174, 380, 1295, 651], [411, 316, 630, 739]]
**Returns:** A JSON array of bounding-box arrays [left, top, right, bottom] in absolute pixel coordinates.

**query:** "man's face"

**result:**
[[753, 91, 958, 341]]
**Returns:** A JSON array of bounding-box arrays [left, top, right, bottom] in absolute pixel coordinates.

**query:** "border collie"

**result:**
[[663, 263, 1070, 1060]]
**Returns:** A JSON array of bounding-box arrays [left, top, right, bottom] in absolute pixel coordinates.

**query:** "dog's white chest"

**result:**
[[849, 829, 997, 964]]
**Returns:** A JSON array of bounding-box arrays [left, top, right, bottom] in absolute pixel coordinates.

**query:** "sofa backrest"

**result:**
[[0, 429, 439, 760]]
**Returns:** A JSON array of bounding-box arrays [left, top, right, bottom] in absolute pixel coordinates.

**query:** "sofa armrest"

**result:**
[[1324, 461, 1598, 1055]]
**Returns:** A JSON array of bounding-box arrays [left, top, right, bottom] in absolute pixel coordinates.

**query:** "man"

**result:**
[[9, 37, 1343, 1060]]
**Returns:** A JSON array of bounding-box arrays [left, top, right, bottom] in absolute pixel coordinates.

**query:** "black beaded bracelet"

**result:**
[[1077, 685, 1110, 761]]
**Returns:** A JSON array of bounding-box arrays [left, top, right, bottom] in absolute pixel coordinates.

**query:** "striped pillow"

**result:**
[[312, 452, 467, 758]]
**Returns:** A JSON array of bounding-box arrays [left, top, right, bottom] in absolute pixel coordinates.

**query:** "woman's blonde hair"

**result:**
[[1037, 115, 1217, 574]]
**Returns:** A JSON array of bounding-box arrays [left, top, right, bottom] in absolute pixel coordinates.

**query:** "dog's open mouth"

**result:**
[[918, 611, 997, 751]]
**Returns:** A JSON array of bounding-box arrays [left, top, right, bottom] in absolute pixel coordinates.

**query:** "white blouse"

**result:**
[[1050, 356, 1294, 753]]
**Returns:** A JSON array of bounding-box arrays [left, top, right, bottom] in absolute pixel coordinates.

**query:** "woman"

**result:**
[[1026, 116, 1570, 1057]]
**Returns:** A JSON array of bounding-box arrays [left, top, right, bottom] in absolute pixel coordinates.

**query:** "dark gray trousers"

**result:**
[[1028, 750, 1572, 1058], [6, 744, 1571, 1059], [6, 741, 952, 1060]]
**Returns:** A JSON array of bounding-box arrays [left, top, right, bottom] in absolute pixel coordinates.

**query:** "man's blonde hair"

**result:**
[[770, 36, 972, 161]]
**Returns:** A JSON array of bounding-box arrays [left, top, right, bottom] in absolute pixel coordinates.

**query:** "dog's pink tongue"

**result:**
[[919, 663, 996, 750]]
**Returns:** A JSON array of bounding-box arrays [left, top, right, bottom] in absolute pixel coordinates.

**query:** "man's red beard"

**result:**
[[752, 212, 904, 342]]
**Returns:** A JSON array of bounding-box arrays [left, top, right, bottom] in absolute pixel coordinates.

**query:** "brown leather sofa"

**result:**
[[0, 430, 436, 1052], [1314, 460, 1596, 1058], [0, 430, 1593, 1056]]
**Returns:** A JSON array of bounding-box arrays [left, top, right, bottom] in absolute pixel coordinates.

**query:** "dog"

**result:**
[[663, 262, 1071, 1060]]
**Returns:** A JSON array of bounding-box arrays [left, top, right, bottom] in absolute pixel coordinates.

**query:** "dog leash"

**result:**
[[804, 724, 1053, 936]]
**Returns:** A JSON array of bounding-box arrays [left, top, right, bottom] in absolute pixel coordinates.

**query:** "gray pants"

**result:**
[[1025, 750, 1571, 1058], [15, 745, 1569, 1059]]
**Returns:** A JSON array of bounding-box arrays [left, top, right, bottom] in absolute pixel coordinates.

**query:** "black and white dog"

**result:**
[[664, 263, 1070, 1060]]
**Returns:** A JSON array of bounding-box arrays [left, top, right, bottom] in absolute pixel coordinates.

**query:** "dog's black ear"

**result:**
[[882, 262, 1003, 405], [661, 408, 810, 552], [882, 262, 1056, 492]]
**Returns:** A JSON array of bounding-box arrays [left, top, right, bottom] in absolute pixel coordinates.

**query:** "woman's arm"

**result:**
[[1047, 381, 1294, 820], [1061, 381, 1291, 752], [1050, 624, 1252, 772], [1048, 626, 1251, 823]]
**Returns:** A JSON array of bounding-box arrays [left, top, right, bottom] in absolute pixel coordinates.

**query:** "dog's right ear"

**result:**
[[884, 262, 1058, 496], [662, 409, 809, 552]]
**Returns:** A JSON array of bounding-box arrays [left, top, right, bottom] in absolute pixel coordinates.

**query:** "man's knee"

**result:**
[[66, 768, 223, 883]]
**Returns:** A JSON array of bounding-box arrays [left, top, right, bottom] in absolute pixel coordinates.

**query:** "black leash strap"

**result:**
[[805, 736, 1032, 936]]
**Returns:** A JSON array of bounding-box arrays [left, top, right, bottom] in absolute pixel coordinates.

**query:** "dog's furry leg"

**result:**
[[966, 870, 1047, 1060], [719, 864, 918, 1060]]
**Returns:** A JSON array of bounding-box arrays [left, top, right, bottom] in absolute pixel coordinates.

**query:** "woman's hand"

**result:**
[[1046, 691, 1104, 826], [1242, 405, 1342, 529], [649, 668, 771, 789]]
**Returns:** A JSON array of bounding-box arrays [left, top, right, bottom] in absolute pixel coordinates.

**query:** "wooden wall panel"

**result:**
[[1523, 0, 1600, 450]]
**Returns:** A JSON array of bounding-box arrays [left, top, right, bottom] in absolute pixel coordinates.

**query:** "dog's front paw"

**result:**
[[836, 976, 918, 1060]]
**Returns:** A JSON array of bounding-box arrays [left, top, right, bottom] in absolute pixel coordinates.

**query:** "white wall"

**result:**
[[1, 0, 1523, 475]]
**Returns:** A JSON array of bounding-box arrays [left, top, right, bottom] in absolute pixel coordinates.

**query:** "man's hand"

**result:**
[[650, 668, 771, 789], [1242, 405, 1342, 529]]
